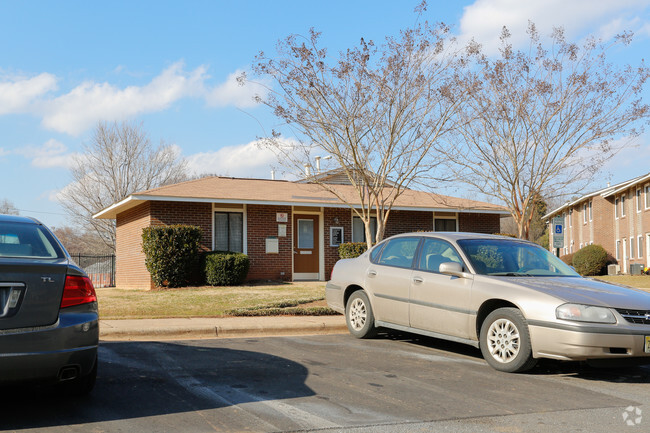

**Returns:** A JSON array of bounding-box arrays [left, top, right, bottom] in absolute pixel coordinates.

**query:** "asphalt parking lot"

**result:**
[[1, 332, 649, 432]]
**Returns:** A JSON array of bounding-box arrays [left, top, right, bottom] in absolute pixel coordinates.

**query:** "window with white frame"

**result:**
[[646, 185, 650, 209], [621, 194, 626, 217], [638, 235, 643, 259], [583, 203, 587, 223], [569, 208, 572, 227], [352, 216, 376, 243], [637, 188, 642, 212], [615, 198, 619, 218], [630, 236, 634, 259], [589, 200, 593, 221], [579, 243, 583, 250], [616, 240, 621, 260], [214, 212, 243, 252]]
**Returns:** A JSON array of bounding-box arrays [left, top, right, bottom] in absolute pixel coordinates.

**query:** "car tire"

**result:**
[[345, 290, 377, 339], [480, 308, 537, 373]]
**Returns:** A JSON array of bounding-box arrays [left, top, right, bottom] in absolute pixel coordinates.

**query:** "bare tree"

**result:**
[[59, 121, 188, 251], [51, 226, 114, 255], [251, 21, 465, 247], [443, 23, 649, 239], [0, 198, 19, 215]]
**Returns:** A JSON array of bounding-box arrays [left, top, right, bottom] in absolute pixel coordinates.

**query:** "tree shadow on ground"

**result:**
[[0, 341, 314, 430]]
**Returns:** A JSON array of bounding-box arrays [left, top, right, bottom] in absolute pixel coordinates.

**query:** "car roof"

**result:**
[[387, 232, 525, 243], [0, 214, 42, 225]]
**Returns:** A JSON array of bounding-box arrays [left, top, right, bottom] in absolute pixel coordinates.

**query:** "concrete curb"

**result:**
[[99, 315, 348, 341]]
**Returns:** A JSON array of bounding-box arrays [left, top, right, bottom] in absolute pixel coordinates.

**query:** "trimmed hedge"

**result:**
[[560, 252, 575, 267], [573, 244, 608, 276], [204, 251, 250, 286], [142, 225, 202, 288], [338, 242, 368, 259]]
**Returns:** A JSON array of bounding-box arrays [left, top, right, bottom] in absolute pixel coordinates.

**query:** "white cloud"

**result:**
[[0, 73, 57, 115], [16, 139, 77, 169], [205, 69, 267, 108], [185, 139, 283, 178], [40, 62, 208, 135], [458, 0, 650, 53]]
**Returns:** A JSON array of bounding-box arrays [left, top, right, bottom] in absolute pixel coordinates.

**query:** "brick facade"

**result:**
[[458, 213, 501, 234], [114, 201, 505, 288], [246, 204, 293, 281], [549, 178, 650, 273], [115, 202, 152, 290]]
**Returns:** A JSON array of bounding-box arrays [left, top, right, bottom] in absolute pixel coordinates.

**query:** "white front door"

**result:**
[[623, 238, 628, 274]]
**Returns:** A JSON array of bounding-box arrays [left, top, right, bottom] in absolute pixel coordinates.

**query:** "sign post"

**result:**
[[552, 216, 564, 256]]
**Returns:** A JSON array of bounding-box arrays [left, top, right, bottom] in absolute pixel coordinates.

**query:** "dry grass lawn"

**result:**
[[591, 275, 650, 290], [97, 281, 327, 319]]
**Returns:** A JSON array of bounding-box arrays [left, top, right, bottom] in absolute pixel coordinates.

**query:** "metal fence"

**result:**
[[71, 254, 116, 288]]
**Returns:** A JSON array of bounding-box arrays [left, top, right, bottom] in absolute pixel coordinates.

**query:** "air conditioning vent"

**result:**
[[607, 264, 620, 275]]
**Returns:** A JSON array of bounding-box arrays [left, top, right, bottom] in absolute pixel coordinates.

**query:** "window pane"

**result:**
[[435, 218, 456, 231], [298, 219, 314, 249], [377, 237, 419, 268], [214, 213, 229, 251], [352, 216, 376, 243], [229, 213, 243, 253], [418, 238, 463, 272]]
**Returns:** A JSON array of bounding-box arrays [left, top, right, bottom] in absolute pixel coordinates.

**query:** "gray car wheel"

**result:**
[[480, 308, 537, 373], [345, 291, 377, 339]]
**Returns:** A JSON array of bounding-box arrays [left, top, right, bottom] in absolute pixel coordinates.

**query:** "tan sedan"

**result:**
[[326, 232, 650, 372]]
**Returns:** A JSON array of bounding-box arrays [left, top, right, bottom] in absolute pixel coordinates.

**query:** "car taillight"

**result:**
[[61, 275, 97, 308]]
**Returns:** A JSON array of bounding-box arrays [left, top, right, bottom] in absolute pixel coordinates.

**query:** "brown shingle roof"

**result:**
[[94, 176, 506, 219]]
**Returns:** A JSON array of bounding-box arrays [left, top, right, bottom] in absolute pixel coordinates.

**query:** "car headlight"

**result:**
[[556, 303, 616, 324]]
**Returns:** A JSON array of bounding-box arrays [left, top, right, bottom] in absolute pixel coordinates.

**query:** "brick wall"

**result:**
[[115, 202, 152, 289], [150, 201, 212, 251], [385, 210, 433, 237], [246, 204, 293, 280], [324, 207, 352, 279], [458, 213, 501, 234]]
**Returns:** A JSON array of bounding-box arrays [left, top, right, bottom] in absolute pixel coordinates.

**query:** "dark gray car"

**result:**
[[0, 215, 98, 394]]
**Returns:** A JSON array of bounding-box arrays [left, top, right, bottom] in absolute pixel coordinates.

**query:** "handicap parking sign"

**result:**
[[555, 224, 563, 234]]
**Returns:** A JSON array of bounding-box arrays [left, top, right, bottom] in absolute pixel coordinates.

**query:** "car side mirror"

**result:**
[[439, 262, 467, 278]]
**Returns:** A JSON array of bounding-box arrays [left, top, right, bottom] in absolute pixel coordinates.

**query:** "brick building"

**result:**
[[544, 172, 650, 274], [94, 176, 507, 289]]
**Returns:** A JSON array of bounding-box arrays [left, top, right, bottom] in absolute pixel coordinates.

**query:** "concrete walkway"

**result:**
[[100, 315, 347, 341]]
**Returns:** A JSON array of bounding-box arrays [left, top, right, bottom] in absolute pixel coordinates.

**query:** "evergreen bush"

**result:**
[[204, 252, 250, 286], [141, 225, 202, 288], [338, 242, 368, 259], [572, 245, 608, 276]]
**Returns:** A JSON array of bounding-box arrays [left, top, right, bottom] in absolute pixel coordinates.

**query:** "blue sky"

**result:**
[[1, 0, 649, 227]]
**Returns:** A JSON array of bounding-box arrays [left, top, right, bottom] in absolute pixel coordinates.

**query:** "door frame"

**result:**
[[292, 207, 324, 281]]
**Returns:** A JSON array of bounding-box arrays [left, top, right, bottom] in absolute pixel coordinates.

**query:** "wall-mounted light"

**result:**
[[333, 217, 339, 224]]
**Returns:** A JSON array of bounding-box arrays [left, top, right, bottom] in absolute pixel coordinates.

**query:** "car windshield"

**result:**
[[0, 222, 64, 259], [457, 238, 579, 277]]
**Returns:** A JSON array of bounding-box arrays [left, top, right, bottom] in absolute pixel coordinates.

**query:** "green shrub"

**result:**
[[204, 252, 250, 286], [535, 232, 549, 250], [560, 252, 575, 267], [573, 245, 608, 276], [338, 242, 368, 259], [492, 232, 518, 238], [141, 225, 202, 288]]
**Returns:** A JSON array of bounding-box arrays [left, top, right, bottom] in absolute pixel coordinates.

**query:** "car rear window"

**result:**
[[0, 222, 64, 259]]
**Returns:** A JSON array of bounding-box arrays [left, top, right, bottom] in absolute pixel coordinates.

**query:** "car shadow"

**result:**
[[0, 340, 314, 429], [375, 328, 650, 383]]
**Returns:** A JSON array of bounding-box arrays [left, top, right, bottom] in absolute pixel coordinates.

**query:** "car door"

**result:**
[[365, 236, 421, 326], [409, 237, 474, 339]]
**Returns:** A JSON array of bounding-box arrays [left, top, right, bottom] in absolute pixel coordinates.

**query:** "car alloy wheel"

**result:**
[[480, 307, 537, 372], [349, 298, 367, 331], [486, 318, 520, 363], [345, 291, 377, 339]]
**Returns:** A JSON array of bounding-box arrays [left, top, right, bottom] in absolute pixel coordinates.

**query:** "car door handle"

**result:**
[[412, 276, 424, 284], [367, 270, 377, 277]]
